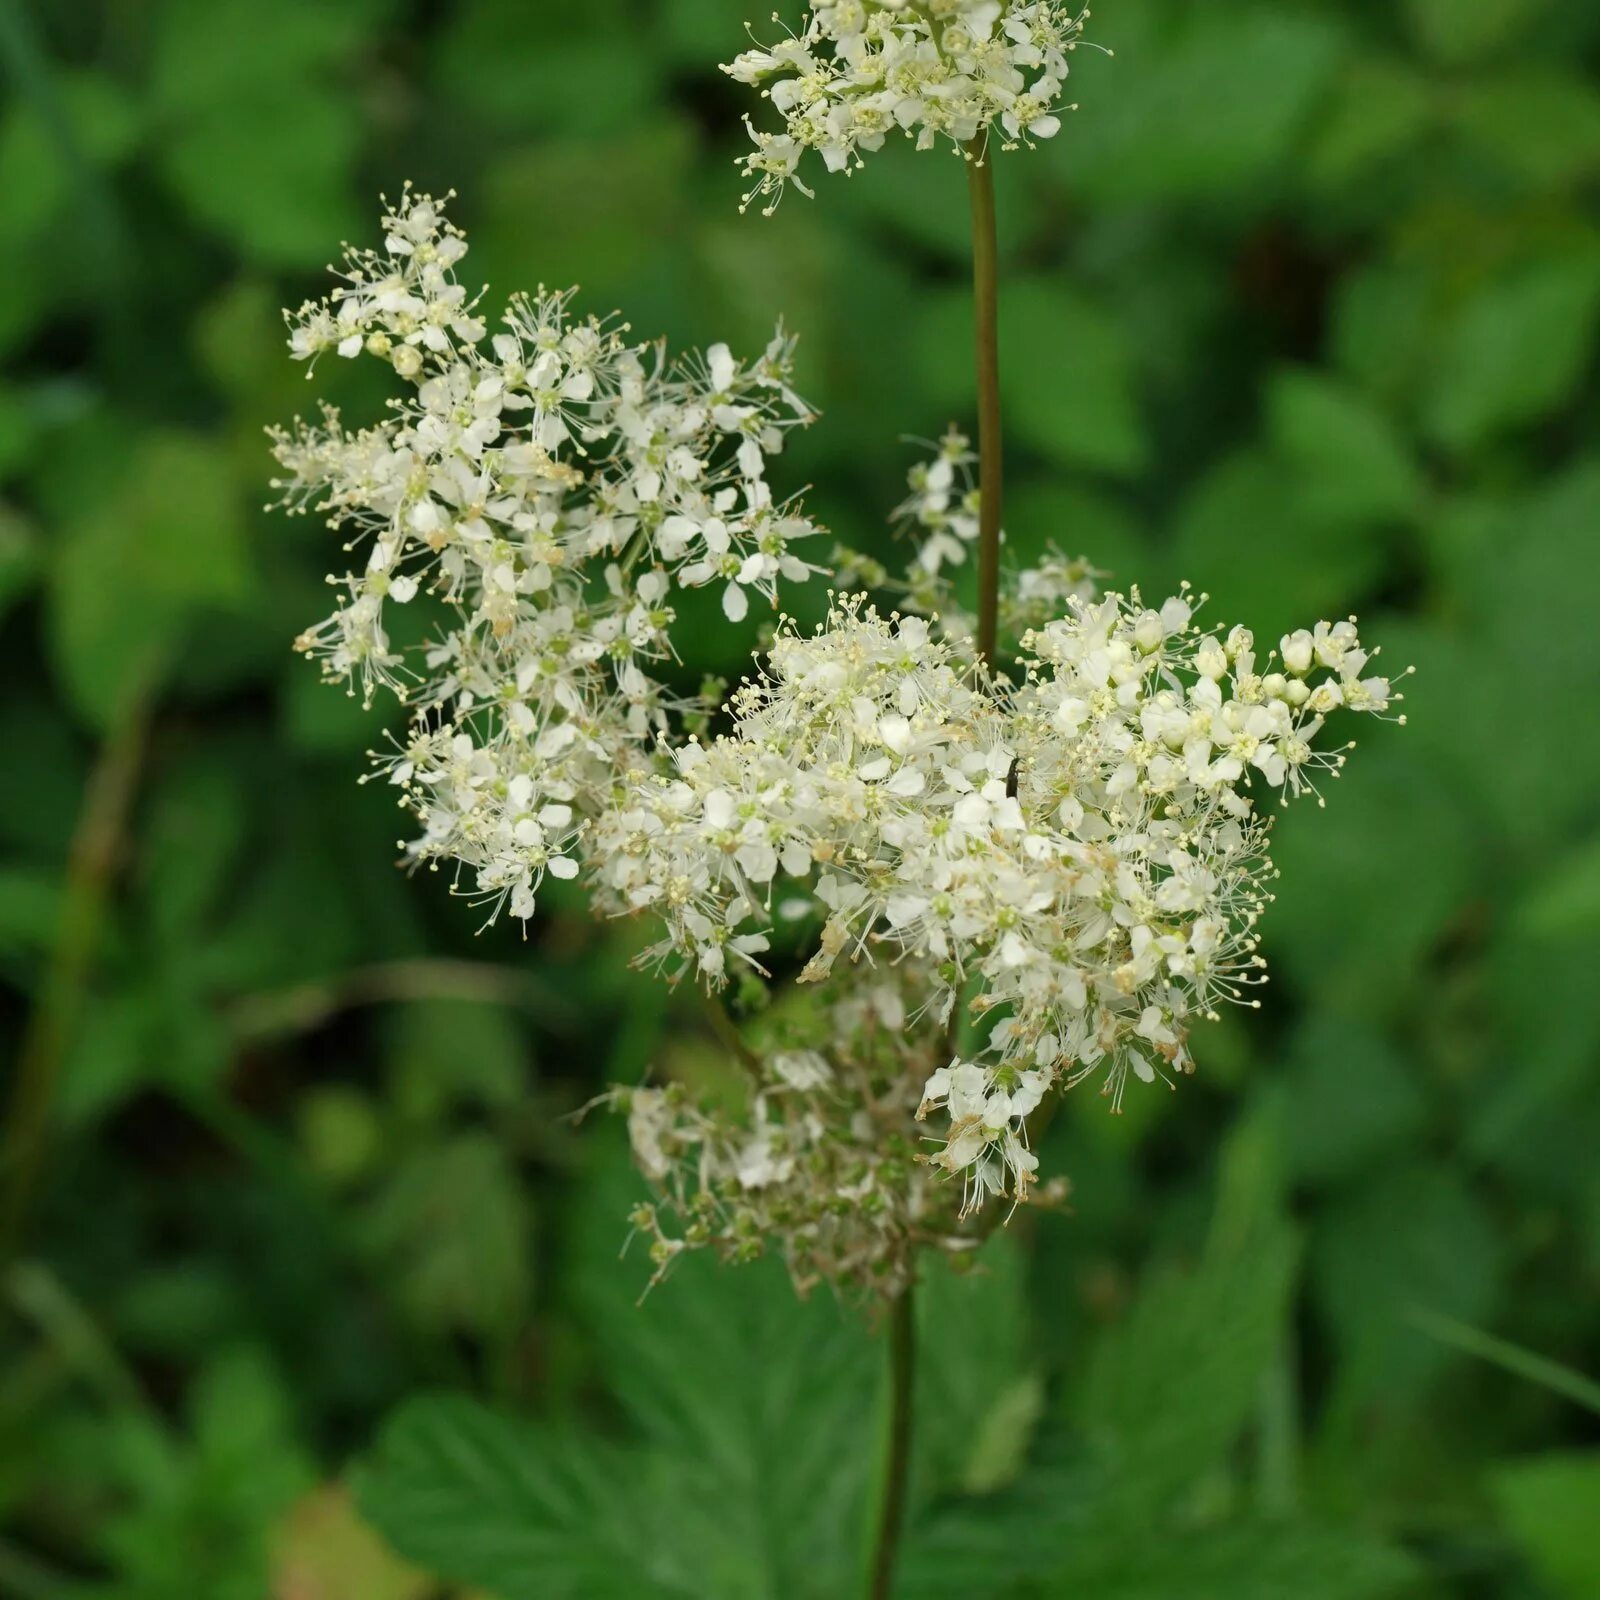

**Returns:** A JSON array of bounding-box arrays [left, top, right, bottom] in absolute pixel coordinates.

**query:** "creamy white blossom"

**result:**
[[593, 590, 1402, 1211], [274, 190, 1404, 1288], [271, 190, 823, 926], [724, 1, 1102, 213]]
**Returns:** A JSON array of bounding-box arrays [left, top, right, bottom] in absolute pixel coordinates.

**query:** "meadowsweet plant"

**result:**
[[272, 11, 1402, 1593]]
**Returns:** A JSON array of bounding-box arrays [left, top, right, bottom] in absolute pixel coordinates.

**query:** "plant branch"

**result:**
[[965, 141, 1003, 673], [223, 957, 573, 1044], [866, 1283, 916, 1600], [0, 683, 154, 1266]]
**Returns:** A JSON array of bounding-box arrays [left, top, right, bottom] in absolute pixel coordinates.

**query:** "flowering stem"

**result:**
[[965, 141, 1003, 673], [866, 1284, 916, 1600]]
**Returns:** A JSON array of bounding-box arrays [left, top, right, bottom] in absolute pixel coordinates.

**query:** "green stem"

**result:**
[[1409, 1306, 1600, 1418], [865, 131, 1001, 1600], [0, 682, 154, 1265], [965, 141, 1003, 673], [866, 1284, 916, 1600]]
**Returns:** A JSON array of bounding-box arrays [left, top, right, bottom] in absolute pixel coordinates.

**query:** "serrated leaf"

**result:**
[[355, 1397, 701, 1599], [570, 1204, 876, 1593], [916, 1237, 1039, 1496], [1075, 1111, 1298, 1521], [898, 1435, 1109, 1597], [1045, 1519, 1418, 1600]]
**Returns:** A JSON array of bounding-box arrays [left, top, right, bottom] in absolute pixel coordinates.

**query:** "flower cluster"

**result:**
[[595, 592, 1400, 1211], [725, 1, 1100, 212], [837, 430, 1097, 647], [274, 194, 1403, 1293], [270, 190, 822, 925], [617, 971, 986, 1297]]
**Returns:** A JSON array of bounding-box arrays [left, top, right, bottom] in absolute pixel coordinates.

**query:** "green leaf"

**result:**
[[158, 88, 363, 267], [1305, 60, 1436, 192], [1168, 450, 1387, 638], [1491, 1452, 1600, 1599], [1268, 744, 1476, 1011], [356, 1133, 531, 1341], [147, 0, 387, 264], [0, 865, 61, 959], [147, 0, 390, 112], [1004, 281, 1147, 476], [1402, 0, 1553, 64], [1423, 252, 1600, 451], [47, 431, 250, 729], [1070, 9, 1346, 206], [1451, 72, 1600, 191], [98, 1348, 316, 1600], [1075, 1109, 1298, 1521], [1265, 369, 1423, 526], [918, 280, 1146, 477], [570, 1219, 877, 1593], [1330, 262, 1436, 411], [435, 0, 663, 134], [1311, 1163, 1503, 1408], [356, 1397, 698, 1599], [1046, 1520, 1417, 1600], [475, 121, 697, 335], [361, 1138, 1050, 1599], [916, 1238, 1040, 1496], [1279, 1014, 1427, 1188]]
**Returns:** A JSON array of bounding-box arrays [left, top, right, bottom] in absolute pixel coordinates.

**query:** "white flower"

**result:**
[[725, 2, 1103, 214], [600, 588, 1401, 1202], [272, 193, 825, 927]]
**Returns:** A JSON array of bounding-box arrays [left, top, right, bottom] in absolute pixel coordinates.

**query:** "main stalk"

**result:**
[[866, 139, 1007, 1600], [866, 1285, 916, 1600], [965, 141, 1003, 672]]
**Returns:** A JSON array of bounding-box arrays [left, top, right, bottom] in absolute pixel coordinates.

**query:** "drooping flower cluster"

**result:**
[[725, 1, 1100, 212], [270, 190, 822, 925], [594, 592, 1400, 1211], [617, 970, 996, 1297]]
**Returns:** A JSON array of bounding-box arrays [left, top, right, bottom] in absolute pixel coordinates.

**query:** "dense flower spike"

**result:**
[[271, 191, 823, 925], [594, 591, 1401, 1211], [724, 1, 1101, 213]]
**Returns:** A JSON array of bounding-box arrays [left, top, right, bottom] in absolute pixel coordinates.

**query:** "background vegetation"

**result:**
[[2, 0, 1598, 1595]]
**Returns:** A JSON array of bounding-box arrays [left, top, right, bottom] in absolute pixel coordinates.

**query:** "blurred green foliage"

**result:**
[[1, 0, 1597, 1595]]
